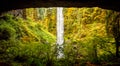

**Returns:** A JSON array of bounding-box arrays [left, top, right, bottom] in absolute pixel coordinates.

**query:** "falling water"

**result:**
[[57, 7, 64, 58]]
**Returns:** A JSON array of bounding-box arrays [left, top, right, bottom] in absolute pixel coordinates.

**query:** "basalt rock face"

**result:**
[[0, 0, 119, 13]]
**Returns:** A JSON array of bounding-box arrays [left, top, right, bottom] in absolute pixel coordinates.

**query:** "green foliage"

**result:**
[[7, 42, 56, 66], [0, 7, 119, 66], [0, 23, 16, 40], [0, 14, 56, 65], [62, 7, 117, 65], [105, 10, 120, 38]]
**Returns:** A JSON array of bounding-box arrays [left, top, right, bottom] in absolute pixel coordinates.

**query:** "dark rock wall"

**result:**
[[0, 0, 119, 14]]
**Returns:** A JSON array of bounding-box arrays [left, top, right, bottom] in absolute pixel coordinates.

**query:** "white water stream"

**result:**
[[56, 7, 64, 58]]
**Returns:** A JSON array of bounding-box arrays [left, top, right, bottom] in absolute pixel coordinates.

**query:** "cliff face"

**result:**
[[0, 0, 119, 13]]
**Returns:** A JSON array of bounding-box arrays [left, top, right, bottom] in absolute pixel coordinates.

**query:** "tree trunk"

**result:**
[[112, 12, 120, 57]]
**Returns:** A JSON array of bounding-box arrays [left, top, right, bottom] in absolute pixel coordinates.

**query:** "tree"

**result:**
[[112, 12, 120, 57], [106, 10, 120, 57]]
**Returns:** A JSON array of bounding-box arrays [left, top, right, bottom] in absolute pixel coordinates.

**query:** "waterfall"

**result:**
[[56, 7, 64, 58]]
